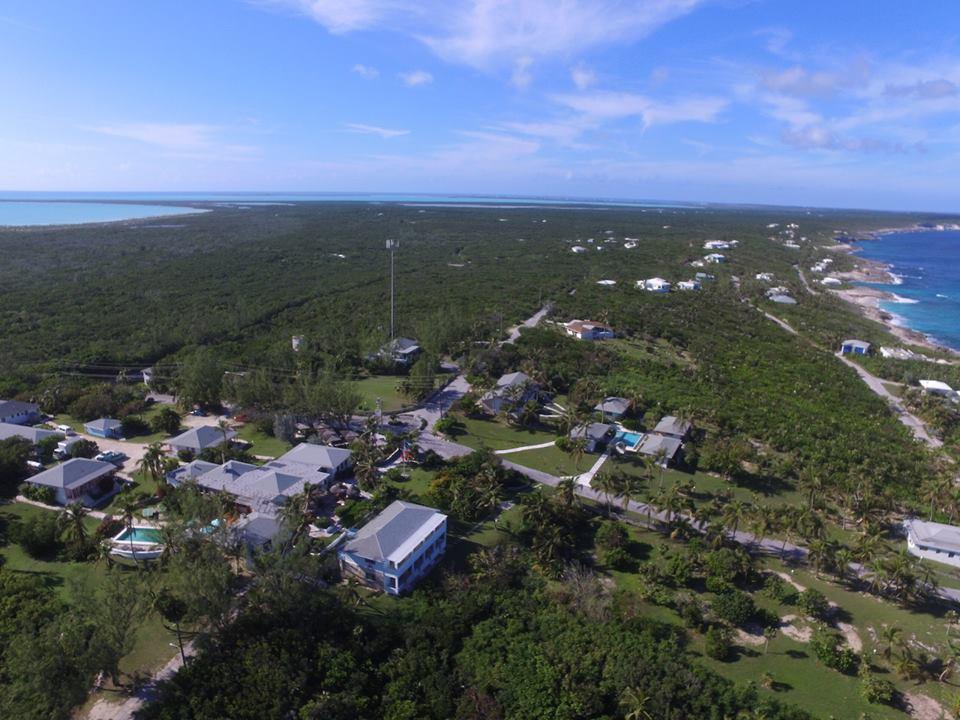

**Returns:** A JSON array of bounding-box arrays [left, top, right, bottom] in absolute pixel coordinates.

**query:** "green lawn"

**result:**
[[449, 414, 557, 451], [503, 444, 583, 476], [100, 471, 162, 516], [235, 423, 292, 459], [882, 382, 904, 398], [383, 467, 436, 504], [0, 502, 179, 681], [603, 521, 955, 720], [353, 375, 412, 413]]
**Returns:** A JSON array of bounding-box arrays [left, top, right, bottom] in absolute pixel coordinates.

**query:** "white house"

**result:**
[[703, 240, 732, 250], [840, 339, 871, 356], [755, 273, 774, 282], [704, 253, 726, 264], [338, 500, 447, 595], [689, 260, 705, 268], [920, 380, 958, 400], [564, 319, 615, 341], [821, 277, 842, 287], [640, 277, 672, 293], [25, 458, 117, 506], [571, 245, 588, 254], [905, 518, 960, 568], [0, 400, 40, 426], [676, 280, 701, 291]]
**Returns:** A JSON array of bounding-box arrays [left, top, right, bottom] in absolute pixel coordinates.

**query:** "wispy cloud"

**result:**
[[352, 63, 379, 79], [399, 69, 433, 86], [552, 91, 728, 127], [885, 78, 958, 100], [261, 0, 704, 85], [88, 123, 221, 150], [344, 122, 410, 138], [570, 64, 596, 90]]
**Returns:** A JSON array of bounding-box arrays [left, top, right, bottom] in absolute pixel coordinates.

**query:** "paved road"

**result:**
[[796, 266, 820, 296], [835, 352, 943, 448], [503, 302, 553, 344]]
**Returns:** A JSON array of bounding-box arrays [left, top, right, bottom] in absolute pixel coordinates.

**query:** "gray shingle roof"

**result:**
[[496, 371, 532, 389], [195, 460, 258, 492], [571, 422, 614, 443], [278, 443, 352, 471], [636, 434, 683, 460], [85, 418, 123, 432], [594, 397, 630, 416], [168, 425, 237, 451], [0, 422, 60, 444], [653, 416, 691, 438], [907, 519, 960, 554], [344, 500, 445, 562], [0, 400, 39, 418], [28, 458, 115, 490]]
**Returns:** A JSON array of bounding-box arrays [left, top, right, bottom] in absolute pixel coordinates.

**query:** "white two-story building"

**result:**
[[338, 500, 447, 595]]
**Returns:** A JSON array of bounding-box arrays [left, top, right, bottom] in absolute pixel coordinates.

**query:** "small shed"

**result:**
[[84, 418, 123, 439], [840, 339, 871, 356]]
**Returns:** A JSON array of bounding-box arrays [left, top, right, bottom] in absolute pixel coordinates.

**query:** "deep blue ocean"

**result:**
[[855, 229, 960, 350], [0, 192, 701, 227]]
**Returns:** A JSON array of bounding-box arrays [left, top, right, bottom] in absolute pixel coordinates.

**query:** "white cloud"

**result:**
[[552, 91, 728, 127], [259, 0, 404, 34], [352, 63, 379, 79], [88, 123, 221, 150], [399, 69, 433, 86], [570, 64, 596, 90], [884, 78, 958, 100], [262, 0, 704, 83], [344, 122, 410, 138], [511, 57, 534, 89]]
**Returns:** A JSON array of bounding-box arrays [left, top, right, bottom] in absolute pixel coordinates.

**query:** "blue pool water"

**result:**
[[615, 430, 643, 447], [115, 527, 162, 544], [854, 229, 960, 350]]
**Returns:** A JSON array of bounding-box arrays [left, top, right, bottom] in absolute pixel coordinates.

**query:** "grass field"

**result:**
[[234, 423, 292, 458], [448, 414, 557, 451], [503, 444, 583, 476], [353, 375, 412, 413]]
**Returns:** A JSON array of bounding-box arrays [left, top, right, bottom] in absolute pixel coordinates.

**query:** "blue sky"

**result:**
[[3, 0, 960, 211]]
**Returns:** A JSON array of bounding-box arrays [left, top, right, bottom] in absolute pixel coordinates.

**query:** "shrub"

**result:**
[[120, 415, 149, 436], [13, 513, 61, 558], [253, 415, 275, 436], [151, 407, 183, 435], [811, 627, 860, 674], [68, 439, 99, 459], [666, 554, 693, 587], [754, 607, 781, 629], [712, 590, 756, 627], [760, 573, 797, 604], [676, 594, 705, 630], [21, 484, 55, 504], [94, 517, 124, 540], [595, 521, 628, 550], [860, 673, 896, 705], [705, 626, 732, 661], [705, 575, 733, 595], [601, 547, 634, 571], [798, 588, 830, 620], [554, 436, 573, 452]]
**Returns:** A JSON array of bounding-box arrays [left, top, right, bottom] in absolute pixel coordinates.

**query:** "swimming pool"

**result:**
[[614, 430, 643, 449], [114, 527, 162, 544]]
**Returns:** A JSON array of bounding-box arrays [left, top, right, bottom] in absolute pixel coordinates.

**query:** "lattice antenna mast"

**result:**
[[386, 238, 399, 340]]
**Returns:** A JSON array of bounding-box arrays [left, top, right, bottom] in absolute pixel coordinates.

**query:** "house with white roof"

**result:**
[[704, 253, 726, 264], [639, 277, 671, 293], [25, 458, 117, 506], [339, 500, 447, 595], [703, 240, 732, 250], [756, 272, 775, 282], [571, 245, 588, 254], [676, 280, 701, 291], [905, 518, 960, 568], [564, 319, 614, 341], [821, 277, 842, 287], [840, 339, 871, 356], [481, 372, 540, 416], [920, 380, 958, 400]]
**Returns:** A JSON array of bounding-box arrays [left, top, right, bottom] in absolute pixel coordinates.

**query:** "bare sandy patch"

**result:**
[[779, 614, 813, 643], [904, 692, 953, 720], [773, 571, 806, 593]]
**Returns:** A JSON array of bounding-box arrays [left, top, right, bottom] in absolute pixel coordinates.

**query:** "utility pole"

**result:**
[[386, 238, 399, 340]]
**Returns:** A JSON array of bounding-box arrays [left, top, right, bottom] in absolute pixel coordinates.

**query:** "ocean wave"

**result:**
[[890, 294, 919, 304], [937, 293, 950, 299], [887, 272, 904, 285]]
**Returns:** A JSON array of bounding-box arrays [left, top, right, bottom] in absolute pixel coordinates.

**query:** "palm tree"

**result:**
[[590, 472, 616, 513], [619, 687, 653, 720], [217, 419, 232, 463], [556, 477, 578, 509], [749, 505, 774, 551], [567, 437, 588, 473], [137, 442, 167, 486], [763, 626, 778, 654], [120, 497, 139, 568], [834, 547, 854, 584], [721, 500, 749, 539], [58, 502, 89, 553], [807, 538, 837, 578], [878, 625, 904, 663]]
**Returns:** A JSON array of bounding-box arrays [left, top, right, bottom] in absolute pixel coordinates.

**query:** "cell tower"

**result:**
[[386, 238, 399, 339]]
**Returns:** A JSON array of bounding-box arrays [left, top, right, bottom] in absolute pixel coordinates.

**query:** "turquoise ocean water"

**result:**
[[854, 229, 960, 350], [0, 192, 701, 227]]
